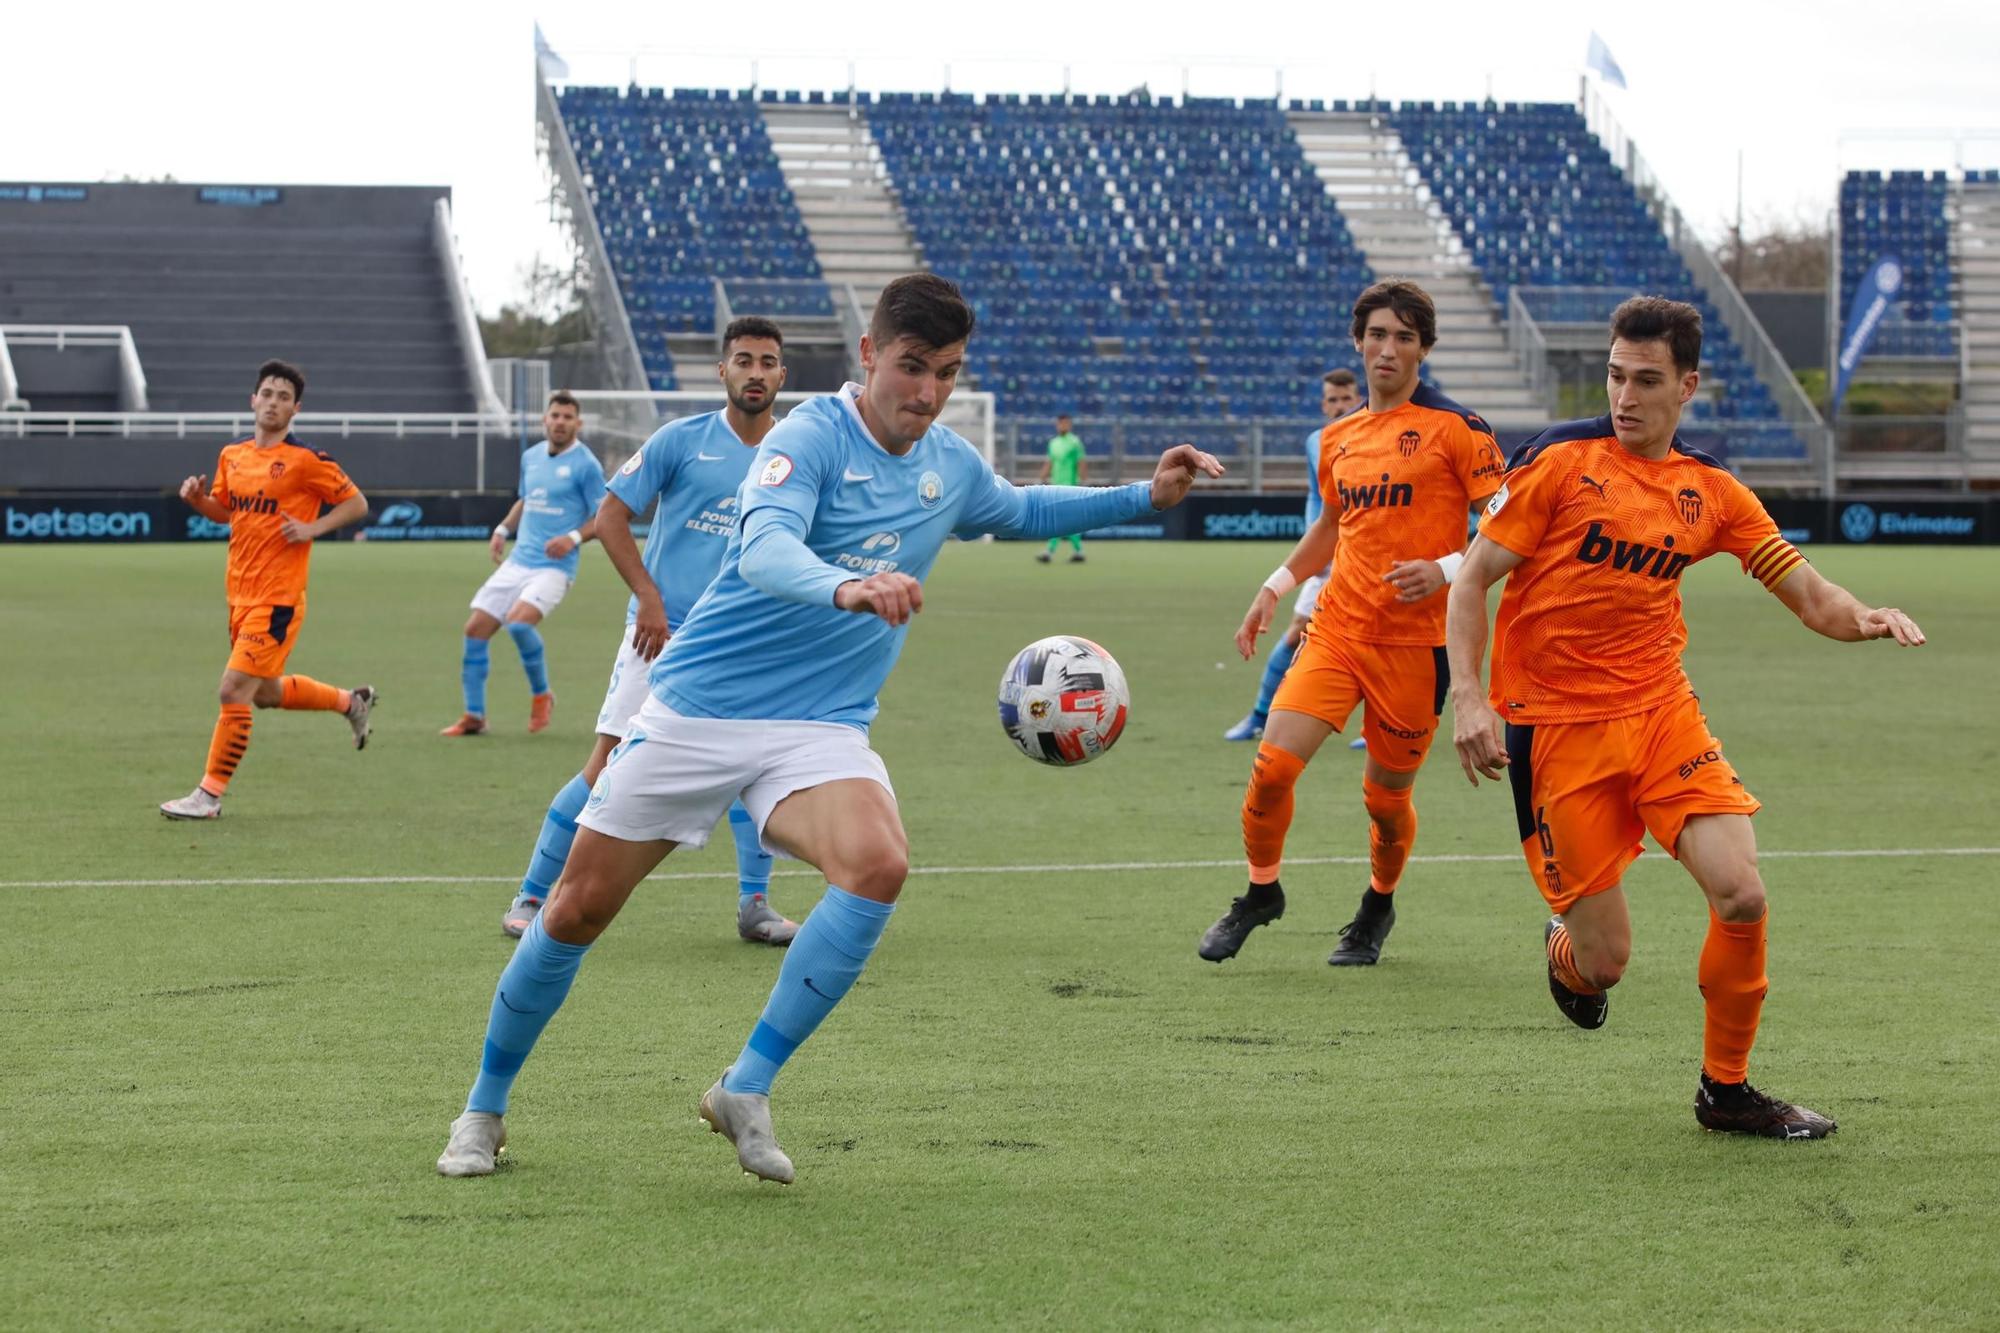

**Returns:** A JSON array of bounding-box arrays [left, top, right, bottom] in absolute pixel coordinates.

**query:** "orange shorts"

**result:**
[[226, 603, 303, 678], [1504, 692, 1761, 914], [1270, 632, 1448, 773]]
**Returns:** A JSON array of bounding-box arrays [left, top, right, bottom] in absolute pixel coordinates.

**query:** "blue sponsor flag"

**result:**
[[1833, 255, 1904, 413], [1586, 33, 1628, 89]]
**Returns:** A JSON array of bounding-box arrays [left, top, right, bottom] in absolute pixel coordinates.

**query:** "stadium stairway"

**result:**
[[0, 186, 480, 414], [763, 105, 924, 326], [1288, 111, 1546, 427], [1959, 183, 2000, 467]]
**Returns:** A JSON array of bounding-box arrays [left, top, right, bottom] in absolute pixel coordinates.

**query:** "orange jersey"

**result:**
[[209, 437, 358, 607], [1478, 417, 1807, 725], [1313, 383, 1503, 647]]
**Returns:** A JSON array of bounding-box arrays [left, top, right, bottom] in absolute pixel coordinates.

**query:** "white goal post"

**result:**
[[567, 389, 996, 475]]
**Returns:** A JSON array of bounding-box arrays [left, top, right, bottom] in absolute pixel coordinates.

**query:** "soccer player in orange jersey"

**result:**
[[159, 360, 376, 819], [1199, 280, 1504, 967], [1445, 297, 1925, 1138]]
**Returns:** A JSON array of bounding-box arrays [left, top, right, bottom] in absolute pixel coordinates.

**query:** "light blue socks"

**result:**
[[723, 885, 894, 1095], [1251, 634, 1300, 724], [519, 773, 591, 904], [461, 636, 490, 716], [466, 914, 591, 1114], [730, 802, 774, 902], [506, 621, 549, 694]]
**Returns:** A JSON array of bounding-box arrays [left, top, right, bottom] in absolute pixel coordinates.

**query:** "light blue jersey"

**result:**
[[1303, 425, 1327, 528], [651, 385, 1153, 731], [511, 440, 608, 576], [606, 412, 759, 629]]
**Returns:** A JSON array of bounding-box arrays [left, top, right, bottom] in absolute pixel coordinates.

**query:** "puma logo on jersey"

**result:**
[[1579, 475, 1609, 497], [1573, 521, 1692, 580], [1336, 473, 1413, 510]]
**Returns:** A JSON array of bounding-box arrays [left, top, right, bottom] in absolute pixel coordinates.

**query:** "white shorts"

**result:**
[[471, 559, 573, 620], [576, 691, 895, 851], [1293, 573, 1328, 623], [593, 624, 653, 737]]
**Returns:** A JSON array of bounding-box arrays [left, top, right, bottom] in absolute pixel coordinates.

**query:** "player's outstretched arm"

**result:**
[[1770, 564, 1926, 645], [1445, 535, 1523, 786], [1148, 444, 1225, 510], [1235, 507, 1340, 659], [177, 474, 230, 524], [595, 493, 670, 658]]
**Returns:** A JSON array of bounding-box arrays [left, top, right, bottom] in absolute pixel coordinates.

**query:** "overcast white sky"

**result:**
[[9, 0, 1998, 313]]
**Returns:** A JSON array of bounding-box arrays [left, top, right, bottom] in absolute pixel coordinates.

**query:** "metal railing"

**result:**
[[432, 200, 509, 417], [1580, 84, 1825, 439], [1504, 290, 1559, 415], [996, 416, 1323, 490], [0, 325, 150, 410], [0, 410, 508, 439], [536, 66, 651, 393]]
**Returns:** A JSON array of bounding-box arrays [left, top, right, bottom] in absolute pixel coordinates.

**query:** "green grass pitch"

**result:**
[[3, 539, 1997, 1328]]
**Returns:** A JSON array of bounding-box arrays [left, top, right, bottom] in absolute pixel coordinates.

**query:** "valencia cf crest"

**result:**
[[1676, 487, 1703, 525], [269, 460, 287, 478], [1397, 430, 1422, 457]]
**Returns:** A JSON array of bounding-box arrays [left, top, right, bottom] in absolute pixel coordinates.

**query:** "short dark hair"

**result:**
[[254, 359, 305, 401], [1610, 296, 1703, 373], [723, 315, 785, 350], [1323, 368, 1358, 389], [1056, 412, 1073, 422], [869, 273, 976, 351], [1350, 279, 1438, 349], [547, 390, 581, 412]]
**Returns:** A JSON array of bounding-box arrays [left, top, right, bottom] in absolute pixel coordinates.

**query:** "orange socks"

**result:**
[[202, 703, 253, 796], [1242, 743, 1306, 884], [1361, 778, 1416, 894], [1697, 908, 1769, 1084], [1546, 920, 1596, 994], [280, 675, 351, 713]]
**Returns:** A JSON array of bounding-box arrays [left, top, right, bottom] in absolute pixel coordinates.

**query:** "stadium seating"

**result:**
[[558, 86, 835, 391], [1386, 102, 1779, 429], [1838, 170, 1956, 358], [867, 92, 1377, 429]]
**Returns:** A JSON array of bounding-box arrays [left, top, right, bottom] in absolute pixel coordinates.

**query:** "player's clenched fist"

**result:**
[[179, 475, 208, 505], [1149, 444, 1226, 510], [836, 571, 924, 626]]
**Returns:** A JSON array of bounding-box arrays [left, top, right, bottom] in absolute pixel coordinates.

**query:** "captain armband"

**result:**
[[1744, 534, 1807, 590]]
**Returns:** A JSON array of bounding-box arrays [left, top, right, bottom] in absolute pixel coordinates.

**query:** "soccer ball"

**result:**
[[997, 635, 1130, 765]]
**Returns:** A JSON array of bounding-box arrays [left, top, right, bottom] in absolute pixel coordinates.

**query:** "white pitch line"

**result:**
[[5, 846, 1998, 890]]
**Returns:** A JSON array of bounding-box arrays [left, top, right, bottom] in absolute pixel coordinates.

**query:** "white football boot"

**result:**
[[159, 787, 222, 820], [436, 1110, 507, 1176], [699, 1075, 795, 1184], [345, 685, 377, 750]]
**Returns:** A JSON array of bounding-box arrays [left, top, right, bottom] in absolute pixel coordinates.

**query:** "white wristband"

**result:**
[[494, 524, 511, 540], [566, 528, 584, 546], [1437, 551, 1465, 584], [1262, 566, 1298, 598]]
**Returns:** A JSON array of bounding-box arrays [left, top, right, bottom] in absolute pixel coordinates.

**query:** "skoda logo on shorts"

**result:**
[[861, 531, 901, 556], [918, 471, 943, 509], [1839, 503, 1878, 543]]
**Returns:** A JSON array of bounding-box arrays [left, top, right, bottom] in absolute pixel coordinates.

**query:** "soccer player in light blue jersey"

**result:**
[[438, 274, 1224, 1182], [1225, 368, 1363, 743], [498, 317, 799, 947], [441, 391, 607, 737]]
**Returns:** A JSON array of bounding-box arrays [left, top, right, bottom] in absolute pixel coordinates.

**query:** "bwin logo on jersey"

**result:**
[[836, 531, 903, 574], [1336, 473, 1413, 510]]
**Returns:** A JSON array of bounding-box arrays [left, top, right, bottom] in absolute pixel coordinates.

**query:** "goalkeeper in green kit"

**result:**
[[1036, 413, 1089, 563]]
